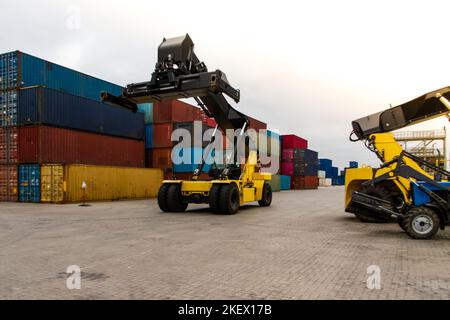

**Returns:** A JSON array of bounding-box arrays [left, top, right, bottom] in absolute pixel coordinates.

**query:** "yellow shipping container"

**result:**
[[41, 164, 163, 203]]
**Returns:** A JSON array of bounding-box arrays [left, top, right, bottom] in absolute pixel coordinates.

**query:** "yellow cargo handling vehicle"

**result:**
[[102, 34, 272, 214], [346, 87, 450, 239]]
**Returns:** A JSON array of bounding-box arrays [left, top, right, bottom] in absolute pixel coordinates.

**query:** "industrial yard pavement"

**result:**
[[1, 187, 449, 300]]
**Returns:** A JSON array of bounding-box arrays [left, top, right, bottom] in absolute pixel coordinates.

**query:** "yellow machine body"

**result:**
[[345, 132, 432, 210], [162, 151, 271, 206]]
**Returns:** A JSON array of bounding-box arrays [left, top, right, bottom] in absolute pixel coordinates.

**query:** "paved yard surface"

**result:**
[[1, 187, 449, 300]]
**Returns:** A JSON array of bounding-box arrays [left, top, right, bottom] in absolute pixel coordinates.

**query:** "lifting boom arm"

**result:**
[[101, 34, 249, 132], [351, 86, 450, 141]]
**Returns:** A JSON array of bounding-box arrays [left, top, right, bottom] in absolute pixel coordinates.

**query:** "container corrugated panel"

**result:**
[[268, 174, 281, 192], [0, 51, 123, 99], [0, 126, 18, 164], [62, 165, 163, 202], [40, 164, 64, 203], [248, 116, 267, 131], [291, 176, 319, 190], [0, 164, 18, 201], [0, 90, 18, 126], [18, 87, 144, 140], [18, 126, 144, 167], [18, 164, 40, 203], [281, 135, 308, 149], [280, 175, 291, 190], [153, 123, 173, 148], [138, 103, 153, 124], [151, 147, 173, 169], [172, 147, 214, 173], [145, 124, 154, 149], [153, 100, 201, 123]]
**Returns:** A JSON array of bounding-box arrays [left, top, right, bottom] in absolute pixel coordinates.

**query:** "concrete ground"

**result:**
[[0, 186, 449, 300]]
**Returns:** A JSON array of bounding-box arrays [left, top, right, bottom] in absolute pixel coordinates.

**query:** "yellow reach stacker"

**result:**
[[103, 34, 272, 214], [346, 87, 450, 239]]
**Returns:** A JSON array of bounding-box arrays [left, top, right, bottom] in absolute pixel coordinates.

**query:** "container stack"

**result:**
[[0, 50, 162, 203], [318, 159, 332, 187], [147, 100, 218, 179], [281, 135, 319, 190]]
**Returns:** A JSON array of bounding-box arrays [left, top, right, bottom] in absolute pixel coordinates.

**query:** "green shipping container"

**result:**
[[268, 174, 281, 192]]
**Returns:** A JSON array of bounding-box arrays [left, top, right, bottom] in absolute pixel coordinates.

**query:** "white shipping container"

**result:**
[[318, 170, 326, 179], [319, 178, 332, 187]]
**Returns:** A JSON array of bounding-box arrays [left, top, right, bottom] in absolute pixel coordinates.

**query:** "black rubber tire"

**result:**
[[403, 207, 440, 239], [157, 183, 171, 212], [166, 184, 188, 212], [354, 185, 393, 223], [209, 184, 223, 214], [397, 215, 407, 231], [219, 184, 240, 215], [258, 183, 272, 207]]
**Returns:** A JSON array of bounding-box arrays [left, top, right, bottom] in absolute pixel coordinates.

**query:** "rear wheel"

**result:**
[[209, 184, 223, 214], [354, 185, 393, 223], [157, 184, 170, 212], [219, 184, 240, 215], [258, 183, 272, 207], [166, 184, 188, 212], [404, 207, 440, 239]]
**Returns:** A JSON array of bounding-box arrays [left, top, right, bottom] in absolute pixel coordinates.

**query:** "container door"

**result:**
[[41, 164, 64, 203], [19, 164, 40, 203]]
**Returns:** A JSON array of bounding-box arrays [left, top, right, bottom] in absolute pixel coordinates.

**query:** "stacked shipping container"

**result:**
[[0, 50, 152, 203], [281, 135, 319, 190]]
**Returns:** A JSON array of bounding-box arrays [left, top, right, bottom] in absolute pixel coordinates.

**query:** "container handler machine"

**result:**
[[346, 87, 450, 239], [102, 34, 272, 214]]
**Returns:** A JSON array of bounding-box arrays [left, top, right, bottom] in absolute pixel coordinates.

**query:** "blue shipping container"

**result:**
[[138, 103, 153, 124], [172, 147, 214, 173], [319, 158, 333, 178], [145, 124, 154, 149], [19, 164, 40, 203], [280, 175, 291, 190], [0, 51, 123, 99], [349, 161, 358, 168], [332, 167, 339, 178], [17, 87, 144, 140], [0, 90, 18, 126]]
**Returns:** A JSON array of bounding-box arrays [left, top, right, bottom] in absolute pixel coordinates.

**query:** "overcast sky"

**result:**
[[2, 0, 450, 169]]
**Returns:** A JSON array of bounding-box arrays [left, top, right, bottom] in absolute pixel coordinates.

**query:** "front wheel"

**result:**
[[258, 183, 272, 207], [403, 207, 440, 239], [219, 184, 240, 215], [166, 184, 188, 212]]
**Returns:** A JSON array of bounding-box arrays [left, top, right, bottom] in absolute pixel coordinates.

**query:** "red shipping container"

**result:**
[[153, 123, 174, 148], [18, 126, 144, 167], [0, 164, 18, 202], [151, 147, 173, 169], [153, 100, 201, 123], [282, 149, 295, 162], [291, 176, 319, 190], [281, 135, 308, 149], [247, 116, 267, 131], [0, 127, 18, 164], [281, 162, 295, 176]]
